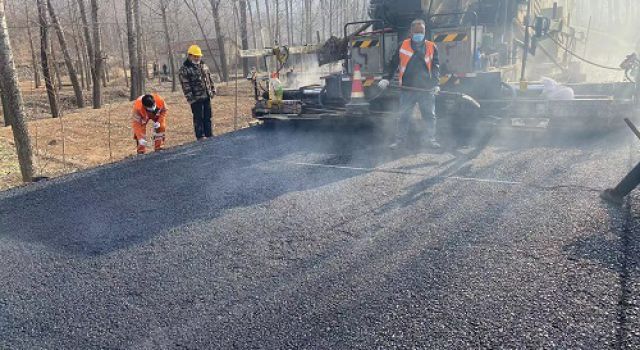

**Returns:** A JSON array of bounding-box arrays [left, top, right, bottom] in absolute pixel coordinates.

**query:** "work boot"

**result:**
[[154, 139, 165, 151], [600, 189, 624, 206]]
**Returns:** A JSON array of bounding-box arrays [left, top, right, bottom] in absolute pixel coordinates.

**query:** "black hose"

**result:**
[[547, 35, 623, 71]]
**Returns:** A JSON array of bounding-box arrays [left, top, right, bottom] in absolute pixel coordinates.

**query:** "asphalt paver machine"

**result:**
[[241, 0, 640, 136]]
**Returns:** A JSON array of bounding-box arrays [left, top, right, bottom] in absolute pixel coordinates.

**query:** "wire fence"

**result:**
[[2, 74, 254, 186]]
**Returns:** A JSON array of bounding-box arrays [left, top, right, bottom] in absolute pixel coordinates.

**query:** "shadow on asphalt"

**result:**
[[0, 120, 394, 256], [0, 119, 633, 258], [563, 195, 640, 350]]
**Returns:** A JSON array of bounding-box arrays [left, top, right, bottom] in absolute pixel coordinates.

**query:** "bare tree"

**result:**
[[305, 0, 312, 43], [47, 0, 84, 107], [67, 0, 86, 90], [76, 0, 98, 101], [0, 80, 10, 126], [159, 0, 177, 91], [25, 4, 41, 89], [2, 0, 34, 181], [182, 0, 223, 80], [274, 0, 280, 42], [208, 0, 229, 81], [90, 0, 103, 108], [125, 0, 140, 99], [134, 0, 145, 94], [247, 0, 258, 49], [253, 0, 264, 48], [113, 0, 128, 88], [321, 0, 325, 40], [263, 0, 272, 44], [37, 0, 61, 118], [284, 0, 291, 44], [49, 40, 63, 91], [289, 0, 295, 44], [239, 0, 249, 77]]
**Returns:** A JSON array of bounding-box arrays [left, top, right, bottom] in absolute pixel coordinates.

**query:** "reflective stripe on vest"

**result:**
[[398, 39, 435, 86]]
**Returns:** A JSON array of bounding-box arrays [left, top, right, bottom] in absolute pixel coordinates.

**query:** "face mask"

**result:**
[[412, 33, 425, 42], [145, 105, 157, 113]]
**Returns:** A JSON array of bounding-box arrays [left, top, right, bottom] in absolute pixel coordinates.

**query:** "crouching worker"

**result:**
[[132, 93, 168, 154]]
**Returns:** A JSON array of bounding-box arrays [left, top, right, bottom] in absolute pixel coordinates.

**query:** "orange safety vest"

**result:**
[[398, 38, 435, 86], [132, 93, 167, 124]]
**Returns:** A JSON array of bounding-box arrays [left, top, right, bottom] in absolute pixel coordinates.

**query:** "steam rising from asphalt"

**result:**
[[273, 3, 639, 160], [285, 55, 341, 89]]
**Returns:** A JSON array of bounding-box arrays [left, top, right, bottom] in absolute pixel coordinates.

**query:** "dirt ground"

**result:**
[[0, 79, 255, 191]]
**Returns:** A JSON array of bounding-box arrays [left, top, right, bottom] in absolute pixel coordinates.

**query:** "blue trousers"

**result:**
[[395, 90, 437, 142]]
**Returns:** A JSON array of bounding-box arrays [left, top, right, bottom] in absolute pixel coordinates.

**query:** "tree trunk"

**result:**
[[247, 0, 260, 70], [81, 33, 92, 91], [77, 0, 98, 99], [67, 0, 85, 90], [49, 39, 63, 91], [210, 0, 229, 81], [0, 80, 11, 126], [289, 0, 294, 44], [125, 0, 139, 99], [141, 23, 151, 80], [253, 0, 264, 48], [274, 0, 280, 42], [134, 0, 145, 94], [239, 0, 249, 78], [263, 0, 272, 44], [308, 0, 312, 43], [300, 0, 305, 44], [329, 0, 333, 36], [37, 0, 61, 118], [113, 0, 128, 87], [321, 0, 325, 41], [101, 58, 108, 87], [160, 2, 177, 92], [74, 32, 86, 90], [88, 0, 102, 108], [47, 0, 83, 107], [0, 0, 34, 182], [284, 0, 291, 45], [247, 0, 258, 49], [25, 4, 41, 89]]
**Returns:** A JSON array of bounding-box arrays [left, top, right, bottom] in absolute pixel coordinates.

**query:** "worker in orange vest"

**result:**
[[389, 19, 441, 150], [132, 93, 167, 154]]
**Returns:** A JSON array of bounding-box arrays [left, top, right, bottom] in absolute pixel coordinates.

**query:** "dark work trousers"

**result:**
[[395, 90, 437, 142], [191, 97, 213, 139], [613, 161, 640, 197]]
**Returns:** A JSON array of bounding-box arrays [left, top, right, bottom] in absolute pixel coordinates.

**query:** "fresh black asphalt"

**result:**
[[1, 121, 639, 349]]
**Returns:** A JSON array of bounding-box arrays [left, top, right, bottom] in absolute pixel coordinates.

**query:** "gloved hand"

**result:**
[[433, 86, 441, 95], [377, 79, 390, 90], [138, 138, 147, 147], [153, 121, 161, 130]]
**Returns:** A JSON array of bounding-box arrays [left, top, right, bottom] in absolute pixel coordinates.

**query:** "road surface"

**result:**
[[1, 121, 639, 349]]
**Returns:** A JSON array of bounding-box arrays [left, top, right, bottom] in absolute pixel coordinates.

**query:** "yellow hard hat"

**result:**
[[187, 45, 203, 57]]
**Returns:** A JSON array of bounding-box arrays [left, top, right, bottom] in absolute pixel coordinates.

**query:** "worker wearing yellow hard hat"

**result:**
[[179, 44, 217, 140]]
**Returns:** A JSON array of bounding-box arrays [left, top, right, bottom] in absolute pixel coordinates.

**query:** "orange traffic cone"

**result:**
[[346, 64, 369, 114]]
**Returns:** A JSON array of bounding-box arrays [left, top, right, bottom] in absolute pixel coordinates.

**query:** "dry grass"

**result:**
[[0, 79, 255, 191]]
